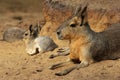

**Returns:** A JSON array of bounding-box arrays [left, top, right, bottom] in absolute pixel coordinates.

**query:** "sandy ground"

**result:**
[[0, 12, 120, 80]]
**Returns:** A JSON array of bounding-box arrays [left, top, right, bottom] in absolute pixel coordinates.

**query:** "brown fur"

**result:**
[[49, 5, 120, 76]]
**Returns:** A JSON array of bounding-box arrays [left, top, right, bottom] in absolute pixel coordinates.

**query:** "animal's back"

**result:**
[[91, 23, 120, 61], [104, 23, 120, 49], [103, 24, 120, 58], [35, 36, 58, 52], [3, 27, 25, 42]]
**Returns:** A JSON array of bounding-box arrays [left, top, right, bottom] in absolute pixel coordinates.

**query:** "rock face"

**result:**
[[41, 0, 120, 45]]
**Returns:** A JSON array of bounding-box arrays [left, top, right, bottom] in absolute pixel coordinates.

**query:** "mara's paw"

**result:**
[[49, 65, 60, 70], [55, 70, 68, 76], [49, 54, 57, 59], [49, 63, 63, 70], [27, 52, 38, 56], [49, 65, 59, 70]]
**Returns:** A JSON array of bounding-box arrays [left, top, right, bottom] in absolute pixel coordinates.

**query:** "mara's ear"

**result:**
[[74, 5, 81, 17], [81, 4, 88, 25], [37, 22, 42, 31], [38, 25, 42, 31], [81, 5, 88, 18], [34, 25, 39, 33], [29, 24, 33, 32]]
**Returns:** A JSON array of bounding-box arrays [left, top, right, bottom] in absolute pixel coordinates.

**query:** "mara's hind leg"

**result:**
[[49, 47, 70, 59], [49, 59, 72, 70], [54, 60, 89, 76]]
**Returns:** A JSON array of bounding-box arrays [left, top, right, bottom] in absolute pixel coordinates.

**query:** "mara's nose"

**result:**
[[57, 31, 61, 35]]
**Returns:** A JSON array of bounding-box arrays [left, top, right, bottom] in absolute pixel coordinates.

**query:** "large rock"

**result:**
[[40, 0, 120, 46]]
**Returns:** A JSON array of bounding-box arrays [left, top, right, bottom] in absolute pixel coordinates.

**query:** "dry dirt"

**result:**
[[0, 0, 120, 80]]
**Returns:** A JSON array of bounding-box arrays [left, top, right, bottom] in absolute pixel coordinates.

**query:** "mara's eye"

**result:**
[[70, 24, 76, 27], [25, 33, 28, 36]]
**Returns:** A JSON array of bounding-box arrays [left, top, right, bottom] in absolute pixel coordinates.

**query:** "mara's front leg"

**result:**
[[54, 58, 93, 76], [54, 60, 89, 76], [55, 47, 94, 76], [77, 46, 94, 69], [49, 58, 72, 70]]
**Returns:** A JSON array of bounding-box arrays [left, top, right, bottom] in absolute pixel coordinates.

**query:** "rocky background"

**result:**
[[42, 0, 120, 43]]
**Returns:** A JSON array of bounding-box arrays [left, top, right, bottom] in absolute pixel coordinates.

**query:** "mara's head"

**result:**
[[23, 24, 41, 40], [56, 5, 89, 40]]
